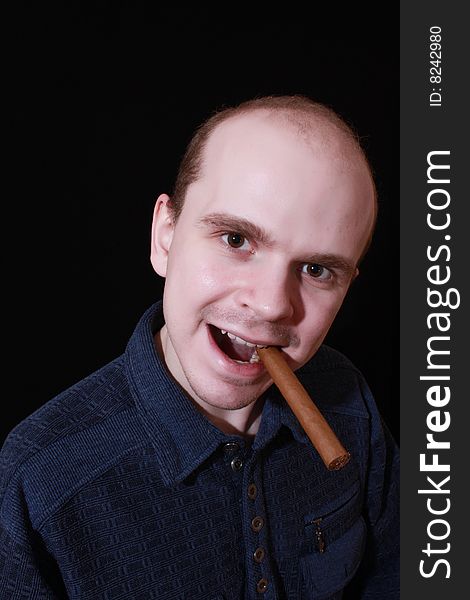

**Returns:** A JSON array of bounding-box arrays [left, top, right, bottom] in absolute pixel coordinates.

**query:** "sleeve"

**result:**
[[345, 381, 400, 599], [0, 434, 67, 599], [0, 525, 66, 599]]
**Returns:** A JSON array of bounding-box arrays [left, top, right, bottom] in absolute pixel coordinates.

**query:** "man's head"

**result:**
[[151, 95, 377, 414], [169, 96, 376, 231]]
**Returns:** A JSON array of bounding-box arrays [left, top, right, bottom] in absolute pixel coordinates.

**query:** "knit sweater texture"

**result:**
[[0, 302, 399, 599]]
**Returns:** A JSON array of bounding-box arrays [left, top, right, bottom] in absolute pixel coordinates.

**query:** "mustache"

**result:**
[[201, 306, 299, 347]]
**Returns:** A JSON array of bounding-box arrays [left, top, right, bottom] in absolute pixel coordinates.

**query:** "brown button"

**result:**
[[256, 578, 268, 593], [248, 483, 257, 500], [251, 516, 264, 532], [231, 457, 243, 471], [253, 547, 265, 563]]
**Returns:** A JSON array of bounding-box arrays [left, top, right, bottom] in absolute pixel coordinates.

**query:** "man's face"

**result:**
[[151, 113, 375, 411]]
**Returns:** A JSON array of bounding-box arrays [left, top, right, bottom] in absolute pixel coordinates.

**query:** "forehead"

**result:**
[[203, 110, 360, 172], [181, 113, 376, 263]]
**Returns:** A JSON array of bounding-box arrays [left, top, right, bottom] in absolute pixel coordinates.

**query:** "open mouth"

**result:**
[[209, 325, 268, 364]]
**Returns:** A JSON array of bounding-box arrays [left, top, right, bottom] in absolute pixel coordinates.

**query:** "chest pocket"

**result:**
[[300, 478, 366, 600]]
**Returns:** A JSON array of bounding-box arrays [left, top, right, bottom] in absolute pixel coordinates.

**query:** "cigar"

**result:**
[[257, 346, 350, 470]]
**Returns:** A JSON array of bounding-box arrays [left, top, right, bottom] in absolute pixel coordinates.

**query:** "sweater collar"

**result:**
[[125, 302, 308, 486]]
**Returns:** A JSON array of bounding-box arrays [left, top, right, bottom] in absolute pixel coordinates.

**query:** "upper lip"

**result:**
[[210, 324, 285, 348]]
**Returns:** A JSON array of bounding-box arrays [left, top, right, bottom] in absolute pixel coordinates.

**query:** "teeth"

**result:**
[[219, 328, 267, 349], [234, 350, 261, 365]]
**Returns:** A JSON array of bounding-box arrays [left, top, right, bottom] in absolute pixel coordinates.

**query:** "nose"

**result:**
[[234, 263, 295, 322]]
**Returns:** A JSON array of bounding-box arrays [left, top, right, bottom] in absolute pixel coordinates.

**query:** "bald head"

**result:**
[[169, 95, 377, 262]]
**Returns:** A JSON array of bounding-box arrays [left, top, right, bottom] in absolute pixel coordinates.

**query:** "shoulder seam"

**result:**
[[35, 440, 151, 533], [1, 358, 130, 497]]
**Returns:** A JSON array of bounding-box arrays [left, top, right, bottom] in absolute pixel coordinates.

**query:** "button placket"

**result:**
[[242, 459, 274, 597]]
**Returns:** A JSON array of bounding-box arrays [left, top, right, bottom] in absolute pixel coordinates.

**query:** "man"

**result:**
[[0, 96, 399, 598]]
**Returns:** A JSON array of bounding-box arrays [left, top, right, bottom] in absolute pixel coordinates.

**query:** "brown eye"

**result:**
[[301, 263, 331, 280], [225, 233, 246, 248], [306, 264, 323, 277]]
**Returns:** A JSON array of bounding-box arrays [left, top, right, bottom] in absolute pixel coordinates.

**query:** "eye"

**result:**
[[300, 263, 332, 280], [221, 232, 250, 250]]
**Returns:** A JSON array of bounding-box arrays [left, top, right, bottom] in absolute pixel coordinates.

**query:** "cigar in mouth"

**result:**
[[257, 346, 350, 471]]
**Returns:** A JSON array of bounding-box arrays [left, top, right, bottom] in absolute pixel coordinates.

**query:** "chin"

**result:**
[[184, 372, 267, 412]]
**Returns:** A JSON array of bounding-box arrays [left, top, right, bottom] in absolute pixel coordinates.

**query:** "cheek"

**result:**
[[198, 263, 227, 294], [166, 245, 233, 305]]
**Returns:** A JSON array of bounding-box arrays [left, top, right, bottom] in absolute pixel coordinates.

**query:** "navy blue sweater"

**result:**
[[0, 303, 399, 599]]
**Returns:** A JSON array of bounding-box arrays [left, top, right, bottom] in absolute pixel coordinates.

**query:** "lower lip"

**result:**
[[206, 325, 266, 378]]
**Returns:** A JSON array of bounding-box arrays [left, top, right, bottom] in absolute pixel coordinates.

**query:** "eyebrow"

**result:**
[[197, 212, 275, 246], [197, 212, 356, 275]]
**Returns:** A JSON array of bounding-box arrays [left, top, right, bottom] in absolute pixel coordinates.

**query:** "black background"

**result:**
[[4, 4, 399, 444]]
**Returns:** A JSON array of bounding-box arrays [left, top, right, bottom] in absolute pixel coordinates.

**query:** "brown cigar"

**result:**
[[257, 346, 350, 470]]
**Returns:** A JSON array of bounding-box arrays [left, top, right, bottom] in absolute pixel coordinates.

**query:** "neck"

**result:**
[[195, 398, 263, 439]]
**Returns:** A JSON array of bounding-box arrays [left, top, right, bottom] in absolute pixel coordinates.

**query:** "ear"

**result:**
[[150, 193, 175, 277], [349, 267, 360, 285]]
